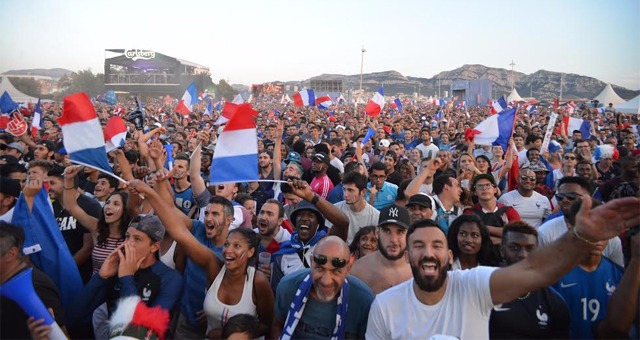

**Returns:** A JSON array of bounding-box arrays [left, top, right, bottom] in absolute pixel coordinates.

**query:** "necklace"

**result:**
[[518, 292, 531, 300]]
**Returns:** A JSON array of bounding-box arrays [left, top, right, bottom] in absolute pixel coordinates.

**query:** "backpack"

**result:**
[[472, 205, 510, 227]]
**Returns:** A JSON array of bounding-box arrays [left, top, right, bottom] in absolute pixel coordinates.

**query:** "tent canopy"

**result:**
[[507, 88, 524, 103], [615, 94, 640, 114], [594, 84, 626, 105], [0, 76, 39, 103]]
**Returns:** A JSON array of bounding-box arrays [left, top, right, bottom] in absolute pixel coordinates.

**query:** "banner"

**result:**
[[540, 112, 558, 154]]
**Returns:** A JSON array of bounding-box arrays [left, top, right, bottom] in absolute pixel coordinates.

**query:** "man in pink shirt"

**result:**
[[310, 152, 334, 199]]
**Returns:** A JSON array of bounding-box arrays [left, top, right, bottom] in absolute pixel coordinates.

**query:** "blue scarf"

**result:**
[[275, 229, 327, 255], [280, 273, 349, 340]]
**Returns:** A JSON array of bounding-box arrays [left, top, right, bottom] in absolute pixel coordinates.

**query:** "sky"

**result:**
[[1, 0, 639, 89]]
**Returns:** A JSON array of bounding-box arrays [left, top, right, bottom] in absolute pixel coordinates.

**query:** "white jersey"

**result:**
[[498, 190, 551, 228], [328, 201, 380, 244], [537, 216, 625, 267], [366, 266, 497, 340]]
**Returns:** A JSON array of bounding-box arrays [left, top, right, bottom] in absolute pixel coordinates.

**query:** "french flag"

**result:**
[[175, 82, 198, 116], [491, 97, 508, 114], [104, 116, 128, 152], [292, 89, 316, 107], [526, 105, 537, 115], [0, 91, 17, 130], [438, 98, 446, 107], [558, 116, 592, 138], [210, 103, 259, 184], [203, 100, 213, 116], [215, 94, 244, 125], [596, 107, 606, 114], [337, 94, 346, 104], [316, 95, 333, 109], [31, 99, 42, 138], [365, 87, 385, 116], [393, 98, 403, 112], [466, 108, 516, 151], [57, 93, 113, 174], [435, 109, 443, 120]]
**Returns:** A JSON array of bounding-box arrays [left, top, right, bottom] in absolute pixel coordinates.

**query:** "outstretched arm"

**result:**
[[62, 166, 99, 234], [405, 158, 441, 198], [490, 196, 640, 305]]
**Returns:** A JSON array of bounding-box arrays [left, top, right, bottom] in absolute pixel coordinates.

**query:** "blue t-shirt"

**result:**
[[173, 185, 195, 216], [552, 257, 623, 339], [365, 181, 398, 210], [181, 220, 223, 326], [275, 269, 374, 339], [327, 182, 344, 204]]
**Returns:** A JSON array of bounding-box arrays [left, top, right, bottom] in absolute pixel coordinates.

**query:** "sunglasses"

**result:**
[[520, 175, 536, 181], [555, 192, 582, 201], [564, 156, 576, 160], [312, 254, 347, 269]]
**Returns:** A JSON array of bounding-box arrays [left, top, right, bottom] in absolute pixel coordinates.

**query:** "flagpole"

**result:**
[[497, 109, 519, 180], [69, 160, 127, 184]]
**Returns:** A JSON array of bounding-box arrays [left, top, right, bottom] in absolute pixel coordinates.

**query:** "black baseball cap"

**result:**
[[406, 194, 433, 210], [377, 204, 411, 229]]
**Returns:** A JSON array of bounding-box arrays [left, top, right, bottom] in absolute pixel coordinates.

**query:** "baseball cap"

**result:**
[[377, 204, 411, 229], [128, 215, 165, 242], [0, 154, 19, 165], [471, 173, 497, 189], [406, 194, 433, 210], [5, 142, 25, 154], [528, 163, 549, 173], [312, 152, 330, 165], [379, 139, 390, 148], [37, 140, 56, 152], [0, 178, 21, 198], [285, 151, 301, 164]]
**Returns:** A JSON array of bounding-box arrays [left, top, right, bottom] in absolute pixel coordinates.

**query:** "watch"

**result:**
[[311, 193, 320, 205]]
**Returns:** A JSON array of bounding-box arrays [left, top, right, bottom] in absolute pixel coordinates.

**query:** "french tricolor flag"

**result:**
[[215, 94, 244, 125], [491, 97, 508, 114], [204, 100, 213, 116], [393, 98, 403, 112], [57, 93, 113, 174], [596, 107, 606, 114], [292, 89, 316, 107], [31, 99, 42, 138], [104, 116, 128, 152], [466, 108, 516, 151], [365, 87, 385, 116], [210, 103, 259, 184], [316, 95, 333, 109], [337, 94, 346, 104], [175, 82, 198, 116], [558, 116, 592, 138]]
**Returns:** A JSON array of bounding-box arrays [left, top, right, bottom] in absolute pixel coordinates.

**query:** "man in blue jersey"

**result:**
[[172, 153, 196, 217]]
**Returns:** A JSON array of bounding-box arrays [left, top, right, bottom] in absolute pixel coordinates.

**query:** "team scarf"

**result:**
[[279, 273, 350, 340], [275, 229, 327, 255]]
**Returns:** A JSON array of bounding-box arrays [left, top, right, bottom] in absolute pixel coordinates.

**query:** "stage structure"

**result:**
[[104, 49, 210, 97], [450, 79, 492, 107], [309, 79, 343, 98]]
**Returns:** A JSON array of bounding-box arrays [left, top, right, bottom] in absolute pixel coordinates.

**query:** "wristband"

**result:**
[[310, 193, 320, 205], [572, 227, 598, 246]]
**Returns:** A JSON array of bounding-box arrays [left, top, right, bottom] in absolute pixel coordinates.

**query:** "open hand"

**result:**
[[574, 196, 640, 243]]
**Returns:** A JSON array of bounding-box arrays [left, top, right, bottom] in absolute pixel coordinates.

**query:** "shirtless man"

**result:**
[[350, 204, 412, 294]]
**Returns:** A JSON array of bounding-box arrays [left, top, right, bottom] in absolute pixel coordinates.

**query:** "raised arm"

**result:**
[[127, 180, 222, 277], [62, 166, 99, 234], [405, 158, 441, 198], [189, 132, 208, 197], [490, 196, 640, 305], [273, 120, 284, 181]]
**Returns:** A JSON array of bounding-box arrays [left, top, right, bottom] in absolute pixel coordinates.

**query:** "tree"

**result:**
[[215, 79, 238, 100], [64, 69, 105, 97], [8, 77, 41, 97]]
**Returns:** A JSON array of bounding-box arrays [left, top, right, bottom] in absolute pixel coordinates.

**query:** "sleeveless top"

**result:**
[[92, 237, 124, 273], [203, 266, 257, 332], [159, 240, 177, 270]]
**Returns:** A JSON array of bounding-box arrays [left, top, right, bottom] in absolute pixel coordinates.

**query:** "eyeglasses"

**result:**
[[564, 156, 576, 160], [474, 183, 495, 190], [520, 175, 536, 181], [555, 192, 582, 201], [312, 254, 347, 269]]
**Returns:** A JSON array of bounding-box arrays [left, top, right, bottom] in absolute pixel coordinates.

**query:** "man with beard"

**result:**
[[498, 168, 551, 228], [255, 198, 291, 255], [350, 204, 413, 294], [538, 176, 624, 267], [330, 172, 379, 243], [489, 222, 570, 339], [270, 179, 349, 292], [366, 195, 639, 339], [272, 236, 374, 339], [172, 153, 195, 217]]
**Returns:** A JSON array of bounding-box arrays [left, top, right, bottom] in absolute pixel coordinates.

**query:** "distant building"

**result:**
[[104, 49, 210, 97], [450, 79, 492, 106]]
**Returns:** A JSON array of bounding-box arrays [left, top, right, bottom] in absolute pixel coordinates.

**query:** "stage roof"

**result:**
[[105, 49, 208, 70]]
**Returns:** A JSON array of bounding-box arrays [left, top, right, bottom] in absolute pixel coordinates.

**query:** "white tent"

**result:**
[[593, 84, 626, 105], [507, 88, 524, 103], [0, 76, 39, 103], [615, 94, 640, 114]]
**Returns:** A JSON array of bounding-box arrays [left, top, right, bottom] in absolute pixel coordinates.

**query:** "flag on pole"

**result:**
[[337, 94, 346, 104], [365, 87, 385, 116], [175, 82, 197, 116], [215, 94, 244, 125], [210, 104, 259, 184], [435, 109, 443, 120], [316, 95, 333, 110], [465, 108, 516, 151], [393, 98, 403, 113], [557, 116, 592, 138], [57, 93, 114, 174], [11, 186, 83, 310], [31, 99, 42, 137], [491, 97, 508, 114], [292, 89, 316, 107], [104, 116, 128, 152]]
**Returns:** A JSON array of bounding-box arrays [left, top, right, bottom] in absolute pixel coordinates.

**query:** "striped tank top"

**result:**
[[92, 237, 124, 273]]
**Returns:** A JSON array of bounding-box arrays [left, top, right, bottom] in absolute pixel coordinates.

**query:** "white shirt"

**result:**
[[552, 168, 575, 191], [537, 216, 624, 267], [0, 207, 14, 223], [330, 157, 344, 173], [366, 267, 497, 339], [329, 201, 380, 243], [416, 143, 440, 160], [498, 190, 551, 228]]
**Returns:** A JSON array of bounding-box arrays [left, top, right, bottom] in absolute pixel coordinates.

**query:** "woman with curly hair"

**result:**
[[447, 214, 496, 270]]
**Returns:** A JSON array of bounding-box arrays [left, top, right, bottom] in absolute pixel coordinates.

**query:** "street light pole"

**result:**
[[360, 45, 366, 92]]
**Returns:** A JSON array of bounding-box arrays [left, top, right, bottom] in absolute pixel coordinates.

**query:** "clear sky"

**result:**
[[1, 0, 639, 89]]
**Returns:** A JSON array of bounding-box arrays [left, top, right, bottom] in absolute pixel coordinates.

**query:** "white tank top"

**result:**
[[203, 265, 257, 332], [159, 240, 177, 270]]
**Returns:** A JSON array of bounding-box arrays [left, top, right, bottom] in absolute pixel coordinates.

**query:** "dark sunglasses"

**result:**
[[312, 254, 347, 269], [564, 156, 576, 160], [520, 175, 536, 181], [555, 192, 581, 201]]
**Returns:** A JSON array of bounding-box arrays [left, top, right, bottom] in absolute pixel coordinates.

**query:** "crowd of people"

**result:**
[[1, 91, 639, 339]]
